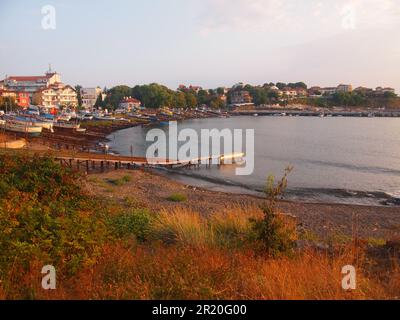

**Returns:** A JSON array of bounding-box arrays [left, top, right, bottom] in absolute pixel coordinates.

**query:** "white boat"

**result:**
[[53, 121, 81, 130], [80, 114, 94, 121], [1, 119, 42, 136], [58, 113, 72, 121]]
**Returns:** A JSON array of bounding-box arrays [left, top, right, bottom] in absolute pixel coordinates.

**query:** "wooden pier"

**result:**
[[53, 151, 245, 173]]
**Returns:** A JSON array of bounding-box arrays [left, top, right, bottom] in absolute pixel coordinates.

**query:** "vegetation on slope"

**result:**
[[0, 154, 398, 300]]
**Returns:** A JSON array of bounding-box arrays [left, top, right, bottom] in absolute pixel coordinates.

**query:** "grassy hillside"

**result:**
[[0, 154, 399, 300]]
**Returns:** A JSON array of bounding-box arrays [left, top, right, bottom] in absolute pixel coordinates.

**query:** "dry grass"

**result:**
[[1, 205, 399, 300], [14, 243, 397, 300]]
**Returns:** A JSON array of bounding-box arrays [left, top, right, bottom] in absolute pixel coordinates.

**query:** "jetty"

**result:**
[[53, 151, 245, 172]]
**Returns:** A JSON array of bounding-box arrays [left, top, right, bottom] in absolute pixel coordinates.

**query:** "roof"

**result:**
[[121, 98, 141, 103], [6, 73, 56, 82]]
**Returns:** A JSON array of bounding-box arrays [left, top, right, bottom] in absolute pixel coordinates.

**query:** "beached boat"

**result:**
[[1, 119, 42, 136], [13, 115, 54, 131], [53, 121, 81, 130]]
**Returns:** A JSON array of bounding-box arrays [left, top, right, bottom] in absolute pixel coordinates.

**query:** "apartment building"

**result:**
[[32, 83, 78, 108], [81, 87, 104, 110], [3, 69, 61, 98]]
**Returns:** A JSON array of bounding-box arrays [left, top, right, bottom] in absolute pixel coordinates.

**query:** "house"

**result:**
[[17, 92, 30, 107], [178, 85, 203, 94], [0, 89, 30, 107], [32, 83, 78, 108], [119, 97, 141, 111], [336, 84, 353, 93], [375, 87, 396, 96], [319, 87, 337, 96], [353, 87, 374, 95], [282, 87, 298, 98], [3, 68, 61, 99], [230, 91, 253, 105], [81, 87, 104, 110]]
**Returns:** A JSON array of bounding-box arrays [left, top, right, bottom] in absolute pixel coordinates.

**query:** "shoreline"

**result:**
[[86, 168, 400, 241]]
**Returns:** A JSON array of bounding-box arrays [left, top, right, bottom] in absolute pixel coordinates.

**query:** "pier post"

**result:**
[[101, 161, 104, 172]]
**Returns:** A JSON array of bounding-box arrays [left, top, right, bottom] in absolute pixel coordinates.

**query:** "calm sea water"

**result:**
[[107, 116, 400, 206]]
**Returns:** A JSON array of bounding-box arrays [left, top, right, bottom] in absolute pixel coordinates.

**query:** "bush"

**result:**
[[107, 209, 153, 242], [166, 193, 187, 202], [106, 175, 132, 186], [249, 167, 297, 257], [0, 154, 108, 277]]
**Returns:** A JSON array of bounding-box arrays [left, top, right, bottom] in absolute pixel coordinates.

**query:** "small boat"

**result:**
[[53, 121, 81, 130], [80, 114, 94, 121], [1, 119, 42, 136], [13, 115, 54, 131], [58, 114, 72, 121], [26, 105, 40, 116], [253, 114, 259, 117]]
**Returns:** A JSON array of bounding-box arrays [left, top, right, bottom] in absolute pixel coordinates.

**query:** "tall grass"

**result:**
[[1, 155, 399, 300], [16, 244, 398, 300]]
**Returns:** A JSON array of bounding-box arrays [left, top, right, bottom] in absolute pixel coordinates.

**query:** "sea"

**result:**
[[107, 116, 400, 206]]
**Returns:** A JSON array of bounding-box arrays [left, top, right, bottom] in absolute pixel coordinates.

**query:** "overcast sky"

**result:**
[[0, 0, 399, 92]]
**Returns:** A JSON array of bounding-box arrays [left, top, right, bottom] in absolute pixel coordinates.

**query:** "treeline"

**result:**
[[292, 91, 399, 108], [94, 83, 227, 110]]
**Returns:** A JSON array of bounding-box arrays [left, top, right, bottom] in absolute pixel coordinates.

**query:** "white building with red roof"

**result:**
[[119, 97, 141, 111], [3, 68, 61, 98]]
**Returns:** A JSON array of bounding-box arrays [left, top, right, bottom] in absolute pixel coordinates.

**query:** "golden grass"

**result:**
[[1, 205, 399, 300], [18, 244, 397, 300]]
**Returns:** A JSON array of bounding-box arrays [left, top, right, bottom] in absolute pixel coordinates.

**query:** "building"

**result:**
[[282, 87, 298, 98], [230, 90, 253, 105], [81, 87, 104, 110], [336, 84, 353, 93], [0, 89, 30, 107], [353, 87, 374, 95], [32, 83, 78, 108], [178, 85, 203, 94], [16, 92, 30, 107], [375, 87, 396, 95], [3, 68, 61, 98], [119, 97, 141, 111], [319, 87, 338, 96]]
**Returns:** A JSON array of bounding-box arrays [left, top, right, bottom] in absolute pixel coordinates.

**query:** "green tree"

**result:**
[[75, 85, 83, 107], [94, 93, 103, 108], [185, 93, 197, 108]]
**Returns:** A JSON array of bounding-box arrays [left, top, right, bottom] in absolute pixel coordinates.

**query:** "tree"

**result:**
[[276, 82, 286, 90], [75, 85, 83, 107], [0, 96, 17, 112], [185, 93, 197, 108], [216, 87, 225, 95], [103, 85, 132, 109], [94, 93, 103, 108]]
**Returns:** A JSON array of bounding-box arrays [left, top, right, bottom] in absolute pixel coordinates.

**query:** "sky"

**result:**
[[0, 0, 399, 92]]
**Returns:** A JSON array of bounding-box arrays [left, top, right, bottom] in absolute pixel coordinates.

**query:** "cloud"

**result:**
[[198, 0, 400, 36]]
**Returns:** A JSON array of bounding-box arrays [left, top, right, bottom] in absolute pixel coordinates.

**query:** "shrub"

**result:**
[[0, 154, 108, 277], [107, 209, 153, 242], [106, 175, 131, 187], [166, 193, 187, 202], [249, 167, 297, 257]]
